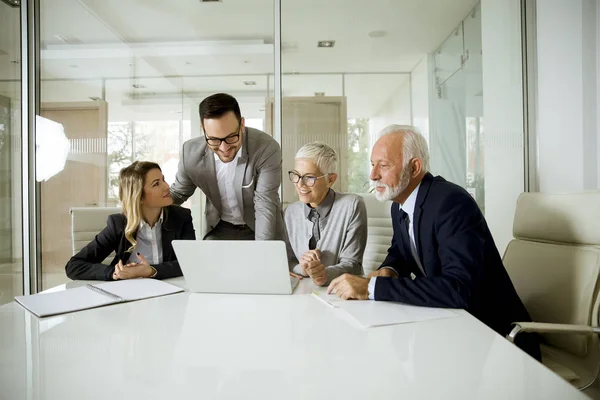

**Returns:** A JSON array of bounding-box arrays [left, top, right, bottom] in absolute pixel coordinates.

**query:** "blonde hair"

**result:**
[[118, 161, 162, 249]]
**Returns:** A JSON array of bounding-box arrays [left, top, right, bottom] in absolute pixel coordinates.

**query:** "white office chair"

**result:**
[[504, 191, 600, 394], [358, 193, 393, 275], [70, 207, 122, 265]]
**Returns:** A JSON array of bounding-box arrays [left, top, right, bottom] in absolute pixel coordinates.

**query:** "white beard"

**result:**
[[371, 167, 411, 202]]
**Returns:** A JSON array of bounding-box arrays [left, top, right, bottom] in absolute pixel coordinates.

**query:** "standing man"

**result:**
[[327, 124, 539, 359], [170, 93, 283, 240]]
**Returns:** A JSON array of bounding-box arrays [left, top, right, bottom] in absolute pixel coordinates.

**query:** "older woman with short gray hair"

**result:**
[[284, 141, 368, 286]]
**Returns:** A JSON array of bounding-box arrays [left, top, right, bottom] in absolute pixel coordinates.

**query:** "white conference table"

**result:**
[[0, 277, 587, 400]]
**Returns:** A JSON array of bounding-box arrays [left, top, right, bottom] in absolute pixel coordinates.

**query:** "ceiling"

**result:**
[[0, 0, 479, 120]]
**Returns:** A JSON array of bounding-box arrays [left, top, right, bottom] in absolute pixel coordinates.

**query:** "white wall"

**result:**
[[411, 57, 430, 143], [536, 0, 600, 192], [481, 0, 525, 253]]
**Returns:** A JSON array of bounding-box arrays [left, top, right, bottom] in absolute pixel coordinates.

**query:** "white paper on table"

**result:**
[[14, 279, 183, 317], [93, 279, 183, 302], [337, 300, 459, 328], [310, 286, 345, 308]]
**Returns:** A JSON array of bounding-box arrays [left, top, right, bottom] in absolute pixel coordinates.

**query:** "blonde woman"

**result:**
[[66, 161, 195, 281]]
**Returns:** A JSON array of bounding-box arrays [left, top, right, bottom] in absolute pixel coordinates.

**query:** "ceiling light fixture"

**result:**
[[243, 81, 256, 86], [200, 0, 222, 2], [317, 40, 335, 48], [88, 97, 101, 101], [132, 84, 146, 89], [314, 92, 325, 97]]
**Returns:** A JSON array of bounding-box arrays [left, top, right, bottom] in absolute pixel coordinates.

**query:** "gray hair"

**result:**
[[379, 124, 430, 172], [295, 141, 338, 174]]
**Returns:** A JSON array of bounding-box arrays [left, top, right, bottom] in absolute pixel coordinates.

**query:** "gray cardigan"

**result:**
[[284, 190, 368, 285]]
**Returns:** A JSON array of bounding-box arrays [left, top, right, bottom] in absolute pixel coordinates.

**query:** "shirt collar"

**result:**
[[213, 145, 243, 163], [139, 210, 164, 230], [400, 182, 421, 218], [303, 189, 335, 219]]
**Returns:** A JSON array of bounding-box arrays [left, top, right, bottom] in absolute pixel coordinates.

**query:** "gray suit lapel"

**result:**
[[233, 130, 250, 219], [200, 148, 222, 214]]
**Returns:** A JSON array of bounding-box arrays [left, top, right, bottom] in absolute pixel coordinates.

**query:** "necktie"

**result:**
[[308, 208, 320, 250], [399, 209, 426, 276]]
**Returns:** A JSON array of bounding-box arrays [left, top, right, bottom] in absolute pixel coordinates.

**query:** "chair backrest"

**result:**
[[357, 193, 393, 275], [70, 207, 121, 264], [503, 192, 600, 358]]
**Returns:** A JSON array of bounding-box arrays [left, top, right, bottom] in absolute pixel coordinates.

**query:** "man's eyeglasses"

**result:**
[[205, 124, 241, 147], [288, 171, 328, 187]]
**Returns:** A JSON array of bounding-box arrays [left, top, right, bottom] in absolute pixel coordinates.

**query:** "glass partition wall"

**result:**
[[38, 0, 274, 289], [0, 0, 24, 304], [9, 0, 527, 293]]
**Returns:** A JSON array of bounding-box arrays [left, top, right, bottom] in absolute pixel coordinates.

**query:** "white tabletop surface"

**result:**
[[0, 278, 586, 400]]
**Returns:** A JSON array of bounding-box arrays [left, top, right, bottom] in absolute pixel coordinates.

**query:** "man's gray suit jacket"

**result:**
[[170, 127, 283, 240]]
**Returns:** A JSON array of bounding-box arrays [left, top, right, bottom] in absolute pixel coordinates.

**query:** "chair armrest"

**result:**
[[507, 322, 600, 343]]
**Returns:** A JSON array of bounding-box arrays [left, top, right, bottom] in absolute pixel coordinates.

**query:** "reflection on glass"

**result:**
[[107, 122, 133, 202], [434, 23, 465, 85], [466, 117, 485, 212], [41, 0, 274, 288], [274, 69, 409, 201], [35, 116, 70, 182], [347, 118, 370, 193], [431, 1, 485, 213], [0, 1, 23, 305], [463, 3, 484, 212], [33, 0, 499, 291]]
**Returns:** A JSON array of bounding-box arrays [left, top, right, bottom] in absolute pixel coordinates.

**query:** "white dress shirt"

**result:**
[[368, 182, 423, 299], [214, 147, 245, 225], [127, 212, 163, 265]]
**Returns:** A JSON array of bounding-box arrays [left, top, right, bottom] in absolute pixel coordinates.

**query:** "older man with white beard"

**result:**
[[326, 124, 540, 360]]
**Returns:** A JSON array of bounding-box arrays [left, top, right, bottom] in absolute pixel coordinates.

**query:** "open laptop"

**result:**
[[172, 240, 299, 295]]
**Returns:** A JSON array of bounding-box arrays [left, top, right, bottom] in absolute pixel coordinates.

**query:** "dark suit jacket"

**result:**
[[376, 173, 539, 359], [65, 205, 195, 281]]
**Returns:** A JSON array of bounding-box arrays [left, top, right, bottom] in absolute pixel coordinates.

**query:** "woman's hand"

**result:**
[[300, 249, 321, 265], [304, 260, 327, 286], [113, 253, 155, 280], [289, 271, 304, 280]]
